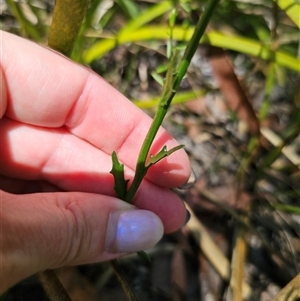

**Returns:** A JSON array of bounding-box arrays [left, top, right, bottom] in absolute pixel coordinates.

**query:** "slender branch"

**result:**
[[124, 0, 220, 203], [125, 108, 167, 202], [173, 0, 220, 92], [38, 270, 72, 301], [111, 260, 140, 301]]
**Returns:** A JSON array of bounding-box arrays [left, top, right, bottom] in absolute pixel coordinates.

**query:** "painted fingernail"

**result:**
[[184, 209, 191, 225], [178, 168, 196, 189], [105, 210, 164, 253]]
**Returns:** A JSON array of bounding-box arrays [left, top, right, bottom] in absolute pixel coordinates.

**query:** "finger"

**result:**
[[0, 117, 183, 189], [0, 65, 7, 118], [0, 118, 187, 232], [1, 31, 190, 187], [0, 175, 59, 194], [1, 191, 164, 293]]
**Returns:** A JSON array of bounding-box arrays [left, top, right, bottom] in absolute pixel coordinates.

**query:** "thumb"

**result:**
[[1, 190, 163, 292]]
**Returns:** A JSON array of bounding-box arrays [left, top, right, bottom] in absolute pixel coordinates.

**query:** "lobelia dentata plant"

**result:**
[[110, 0, 220, 204], [36, 0, 221, 300]]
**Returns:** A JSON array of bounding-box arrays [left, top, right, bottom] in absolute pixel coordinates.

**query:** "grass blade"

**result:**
[[84, 28, 300, 72], [276, 0, 300, 28]]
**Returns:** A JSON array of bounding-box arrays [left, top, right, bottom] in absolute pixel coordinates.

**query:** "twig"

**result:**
[[270, 273, 300, 301], [111, 260, 140, 301], [260, 127, 300, 168], [198, 187, 294, 275], [38, 270, 72, 301], [230, 214, 248, 301], [184, 203, 252, 299]]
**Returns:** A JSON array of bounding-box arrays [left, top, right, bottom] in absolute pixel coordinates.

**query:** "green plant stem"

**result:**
[[124, 0, 220, 203], [125, 107, 167, 202], [48, 0, 89, 56], [173, 0, 220, 91]]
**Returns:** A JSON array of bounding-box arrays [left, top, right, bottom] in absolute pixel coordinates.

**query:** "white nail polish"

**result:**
[[105, 210, 164, 253]]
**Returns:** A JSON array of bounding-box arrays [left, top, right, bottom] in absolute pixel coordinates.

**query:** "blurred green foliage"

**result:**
[[3, 0, 299, 67], [3, 0, 299, 115]]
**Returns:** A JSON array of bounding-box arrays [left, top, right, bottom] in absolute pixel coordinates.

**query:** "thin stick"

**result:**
[[111, 260, 139, 301], [38, 270, 72, 301]]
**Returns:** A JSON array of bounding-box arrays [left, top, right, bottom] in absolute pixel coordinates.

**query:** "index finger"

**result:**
[[1, 31, 190, 187]]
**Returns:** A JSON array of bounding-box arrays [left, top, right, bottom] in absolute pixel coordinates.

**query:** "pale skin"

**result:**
[[0, 31, 191, 293]]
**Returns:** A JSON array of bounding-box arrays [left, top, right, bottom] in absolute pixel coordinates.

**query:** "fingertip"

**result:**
[[0, 65, 8, 118], [133, 183, 187, 234], [163, 198, 187, 233], [105, 209, 164, 253], [177, 168, 196, 189]]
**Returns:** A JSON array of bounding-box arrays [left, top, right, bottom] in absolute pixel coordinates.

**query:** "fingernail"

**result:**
[[178, 168, 196, 189], [105, 210, 164, 253], [184, 209, 191, 225]]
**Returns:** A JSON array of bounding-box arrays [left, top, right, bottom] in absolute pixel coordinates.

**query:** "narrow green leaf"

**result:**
[[169, 8, 177, 28], [259, 63, 276, 120], [146, 145, 184, 167], [116, 0, 140, 19], [156, 64, 169, 74], [161, 51, 179, 105], [272, 203, 300, 214], [110, 151, 129, 200], [119, 0, 173, 34], [5, 0, 42, 40], [167, 39, 173, 59], [151, 72, 164, 86], [133, 89, 207, 109], [276, 0, 300, 28], [259, 144, 284, 171], [137, 251, 151, 262], [83, 28, 299, 72]]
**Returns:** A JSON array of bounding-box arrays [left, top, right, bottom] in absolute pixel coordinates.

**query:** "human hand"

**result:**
[[0, 31, 191, 293]]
